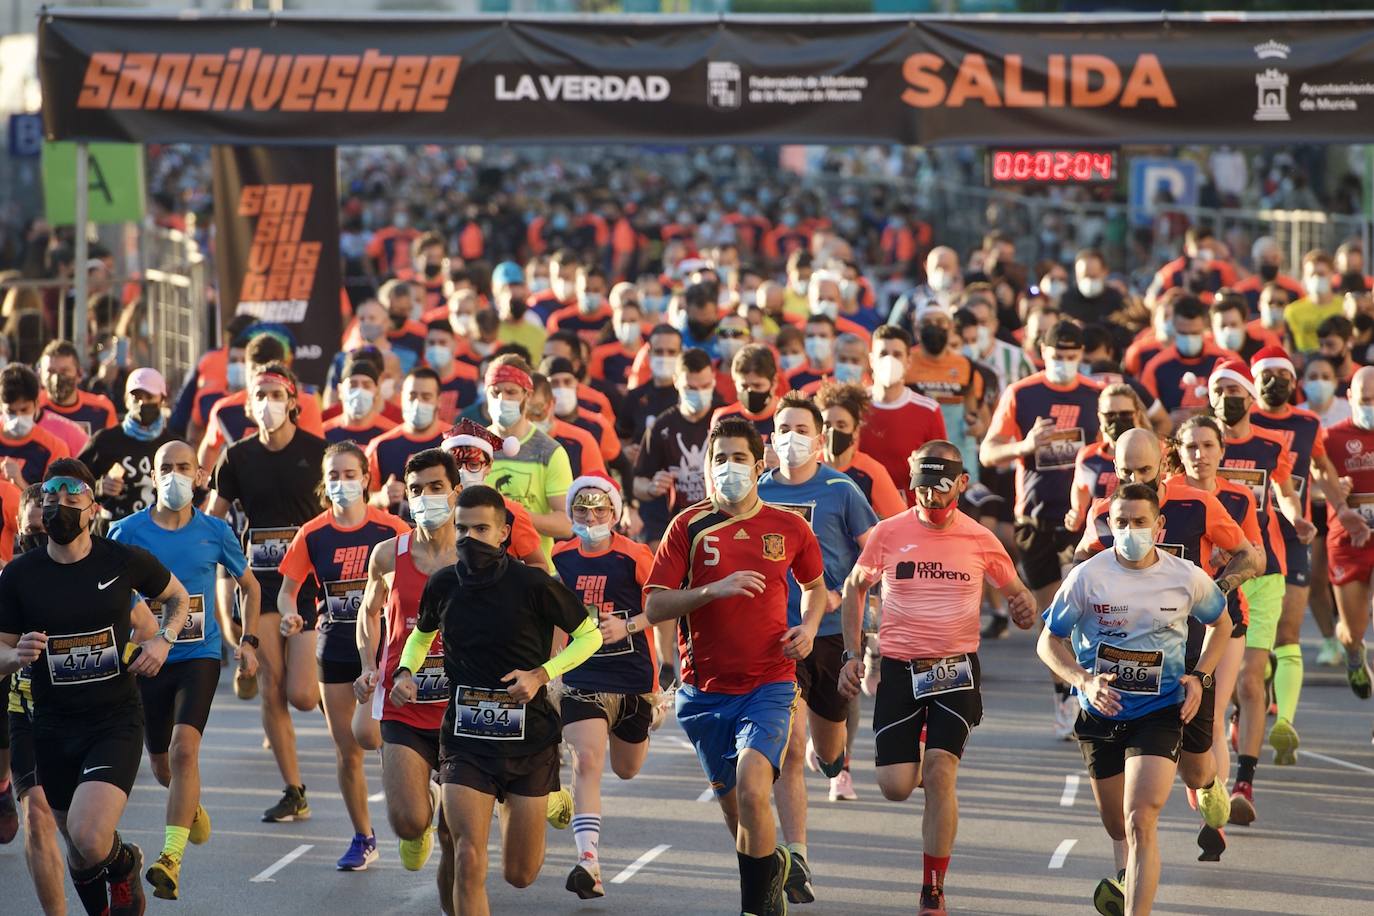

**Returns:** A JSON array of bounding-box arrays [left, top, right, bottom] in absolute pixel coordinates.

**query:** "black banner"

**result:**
[[38, 12, 1374, 145], [210, 145, 341, 388]]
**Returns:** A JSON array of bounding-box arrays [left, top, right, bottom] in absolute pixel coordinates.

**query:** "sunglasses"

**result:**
[[41, 476, 92, 497]]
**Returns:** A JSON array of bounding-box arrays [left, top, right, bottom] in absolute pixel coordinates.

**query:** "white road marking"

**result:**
[[610, 844, 671, 884], [251, 844, 313, 882], [669, 735, 695, 751], [1048, 839, 1077, 869], [696, 786, 715, 802], [1305, 750, 1374, 777], [1060, 773, 1080, 807], [368, 791, 386, 802]]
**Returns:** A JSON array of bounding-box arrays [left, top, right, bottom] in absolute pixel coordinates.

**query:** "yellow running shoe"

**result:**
[[398, 826, 435, 872], [189, 804, 212, 845], [146, 852, 181, 900], [1269, 718, 1299, 766], [1196, 777, 1230, 830], [545, 788, 574, 830]]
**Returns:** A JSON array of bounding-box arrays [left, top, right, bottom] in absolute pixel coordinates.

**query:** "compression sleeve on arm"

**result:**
[[397, 628, 437, 675], [541, 616, 603, 681]]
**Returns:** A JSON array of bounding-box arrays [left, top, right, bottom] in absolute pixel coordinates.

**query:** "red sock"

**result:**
[[923, 853, 950, 892]]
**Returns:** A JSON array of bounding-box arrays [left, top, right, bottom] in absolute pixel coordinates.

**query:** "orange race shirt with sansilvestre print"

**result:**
[[645, 498, 823, 695], [856, 508, 1015, 661]]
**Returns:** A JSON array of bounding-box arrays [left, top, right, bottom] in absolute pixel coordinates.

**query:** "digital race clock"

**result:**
[[987, 148, 1118, 185]]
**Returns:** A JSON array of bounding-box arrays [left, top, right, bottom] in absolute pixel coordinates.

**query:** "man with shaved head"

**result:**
[[1316, 364, 1374, 721], [107, 439, 262, 900], [839, 439, 1035, 915], [887, 246, 964, 338], [1075, 423, 1263, 869]]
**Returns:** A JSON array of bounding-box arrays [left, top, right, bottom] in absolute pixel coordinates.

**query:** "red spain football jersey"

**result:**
[[645, 498, 823, 695]]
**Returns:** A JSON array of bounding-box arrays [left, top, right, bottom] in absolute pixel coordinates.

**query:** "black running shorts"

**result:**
[[438, 743, 560, 802], [381, 719, 442, 773], [8, 712, 38, 797], [33, 708, 143, 811], [138, 658, 221, 755], [1181, 682, 1217, 756], [873, 654, 983, 767], [1074, 705, 1183, 781], [794, 634, 850, 723], [560, 692, 654, 745], [1014, 519, 1074, 591], [317, 655, 362, 686]]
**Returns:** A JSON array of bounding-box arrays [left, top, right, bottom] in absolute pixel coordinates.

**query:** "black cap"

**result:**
[[1044, 321, 1085, 350], [910, 454, 965, 489], [341, 355, 380, 384], [539, 356, 577, 378]]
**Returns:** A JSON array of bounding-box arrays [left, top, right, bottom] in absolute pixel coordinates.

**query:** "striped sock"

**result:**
[[571, 813, 601, 863], [163, 825, 190, 863]]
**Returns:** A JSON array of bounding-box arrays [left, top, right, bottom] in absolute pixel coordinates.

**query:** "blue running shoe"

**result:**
[[337, 833, 379, 871]]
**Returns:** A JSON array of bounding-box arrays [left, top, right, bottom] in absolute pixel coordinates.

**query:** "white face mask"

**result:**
[[326, 479, 365, 508], [874, 353, 907, 387], [572, 521, 613, 545], [404, 399, 436, 430], [380, 377, 398, 401], [494, 397, 523, 428], [780, 352, 806, 373], [712, 460, 755, 504], [256, 399, 288, 433], [928, 269, 953, 293], [650, 355, 677, 380], [1261, 304, 1286, 328], [1077, 276, 1105, 298], [2, 413, 33, 438], [226, 361, 246, 391], [1114, 526, 1156, 562], [1044, 357, 1080, 386], [158, 471, 195, 511], [409, 493, 455, 530], [1305, 275, 1332, 301], [458, 468, 487, 489], [812, 299, 839, 321], [1213, 325, 1246, 353], [342, 387, 374, 421], [615, 322, 642, 348], [552, 387, 578, 418], [773, 431, 816, 468]]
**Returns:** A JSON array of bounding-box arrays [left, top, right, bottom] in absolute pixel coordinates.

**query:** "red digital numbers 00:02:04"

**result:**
[[989, 149, 1115, 183]]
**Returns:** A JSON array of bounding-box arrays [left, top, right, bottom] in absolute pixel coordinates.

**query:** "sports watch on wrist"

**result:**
[[155, 627, 177, 646], [240, 634, 260, 650], [1190, 670, 1215, 689], [840, 649, 861, 666], [626, 617, 641, 635]]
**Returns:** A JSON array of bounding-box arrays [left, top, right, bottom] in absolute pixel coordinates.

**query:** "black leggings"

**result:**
[[137, 658, 221, 755]]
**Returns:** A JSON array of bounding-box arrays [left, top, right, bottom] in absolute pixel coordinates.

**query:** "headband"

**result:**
[[485, 363, 533, 392], [909, 455, 964, 492], [253, 371, 297, 397]]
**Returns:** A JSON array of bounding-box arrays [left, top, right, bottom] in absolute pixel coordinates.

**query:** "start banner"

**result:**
[[39, 11, 1374, 146], [210, 145, 341, 388]]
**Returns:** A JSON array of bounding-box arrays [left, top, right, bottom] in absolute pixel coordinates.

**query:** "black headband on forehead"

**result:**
[[910, 454, 965, 491]]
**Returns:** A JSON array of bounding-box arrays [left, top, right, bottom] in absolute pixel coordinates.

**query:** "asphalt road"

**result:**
[[4, 619, 1374, 915]]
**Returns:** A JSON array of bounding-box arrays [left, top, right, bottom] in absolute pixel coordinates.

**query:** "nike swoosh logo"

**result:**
[[97, 577, 118, 590], [898, 545, 917, 552], [83, 765, 112, 775]]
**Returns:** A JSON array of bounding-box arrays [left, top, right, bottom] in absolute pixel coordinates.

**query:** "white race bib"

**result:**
[[1094, 644, 1164, 695], [324, 579, 365, 625], [247, 526, 297, 572], [415, 655, 450, 704], [910, 654, 975, 700], [46, 627, 120, 686], [452, 685, 526, 740], [153, 594, 205, 643]]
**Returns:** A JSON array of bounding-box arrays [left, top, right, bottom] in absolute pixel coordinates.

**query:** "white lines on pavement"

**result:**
[[696, 786, 715, 802], [1048, 839, 1077, 869], [668, 735, 695, 751], [1060, 773, 1080, 807], [251, 844, 313, 882], [1304, 750, 1374, 777], [368, 791, 386, 802], [610, 844, 671, 884]]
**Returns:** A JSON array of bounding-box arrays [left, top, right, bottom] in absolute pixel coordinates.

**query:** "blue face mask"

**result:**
[[712, 460, 755, 504], [494, 397, 523, 428], [833, 362, 864, 384], [1114, 526, 1156, 562], [1355, 403, 1374, 431], [326, 479, 365, 508], [425, 344, 453, 369], [572, 522, 612, 545], [122, 410, 165, 442], [804, 337, 832, 364], [680, 388, 710, 416], [1176, 333, 1204, 358], [227, 361, 246, 391], [1303, 378, 1336, 406], [1044, 358, 1078, 386]]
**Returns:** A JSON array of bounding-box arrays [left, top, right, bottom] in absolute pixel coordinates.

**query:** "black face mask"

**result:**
[[17, 531, 47, 554], [456, 536, 505, 574], [826, 428, 855, 458], [744, 389, 771, 414], [688, 318, 718, 341], [50, 375, 77, 402], [1341, 271, 1367, 294], [1259, 375, 1293, 408], [390, 313, 407, 331], [137, 402, 161, 427], [1216, 395, 1250, 426], [1259, 263, 1279, 282], [919, 325, 949, 356], [423, 262, 442, 278], [41, 503, 86, 546], [507, 296, 528, 320], [1102, 415, 1136, 441]]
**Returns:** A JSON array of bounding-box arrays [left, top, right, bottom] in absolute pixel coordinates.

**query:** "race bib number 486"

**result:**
[[1094, 644, 1164, 695], [46, 627, 120, 686]]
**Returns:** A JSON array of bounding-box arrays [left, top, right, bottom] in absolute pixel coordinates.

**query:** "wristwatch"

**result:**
[[155, 627, 177, 647], [840, 649, 861, 666], [1190, 670, 1215, 689], [626, 617, 641, 636], [240, 634, 260, 650]]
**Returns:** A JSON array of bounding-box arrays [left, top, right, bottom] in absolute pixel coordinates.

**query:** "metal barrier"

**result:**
[[142, 226, 208, 397]]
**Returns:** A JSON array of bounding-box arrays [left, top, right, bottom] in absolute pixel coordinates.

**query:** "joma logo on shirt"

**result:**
[[333, 545, 370, 580]]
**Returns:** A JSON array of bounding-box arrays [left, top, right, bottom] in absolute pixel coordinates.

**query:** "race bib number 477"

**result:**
[[46, 627, 119, 686]]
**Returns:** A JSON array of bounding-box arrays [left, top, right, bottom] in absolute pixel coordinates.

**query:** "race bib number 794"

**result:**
[[452, 685, 526, 740]]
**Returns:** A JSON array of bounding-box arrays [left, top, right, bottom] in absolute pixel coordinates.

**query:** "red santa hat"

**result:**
[[1250, 344, 1296, 379], [566, 471, 623, 519], [441, 418, 519, 459], [1209, 358, 1258, 400]]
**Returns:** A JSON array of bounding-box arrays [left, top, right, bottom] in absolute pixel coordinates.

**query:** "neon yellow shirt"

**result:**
[[1284, 296, 1342, 353], [489, 427, 572, 558]]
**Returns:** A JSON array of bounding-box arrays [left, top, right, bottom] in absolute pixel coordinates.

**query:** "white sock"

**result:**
[[572, 813, 601, 864]]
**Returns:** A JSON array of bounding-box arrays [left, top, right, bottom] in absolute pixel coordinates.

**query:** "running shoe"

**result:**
[[762, 845, 792, 916], [1197, 824, 1227, 862], [980, 614, 1009, 640], [828, 770, 858, 801], [785, 850, 815, 904], [567, 853, 605, 899], [1053, 695, 1078, 741], [919, 889, 948, 915], [398, 827, 435, 871], [146, 852, 181, 900], [1347, 649, 1372, 699], [1315, 636, 1344, 668], [108, 843, 145, 916], [262, 785, 310, 823], [1196, 778, 1230, 830], [234, 668, 258, 700], [805, 738, 821, 773], [1229, 780, 1257, 826], [1092, 869, 1125, 916], [0, 780, 18, 844], [546, 787, 574, 830], [336, 832, 379, 871], [189, 803, 211, 845], [1269, 717, 1300, 766]]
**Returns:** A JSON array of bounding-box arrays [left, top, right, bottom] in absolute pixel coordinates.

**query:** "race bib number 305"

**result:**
[[1094, 644, 1164, 695], [46, 627, 119, 686], [910, 654, 975, 700], [453, 686, 526, 740], [415, 655, 450, 704], [324, 580, 365, 625], [247, 527, 297, 572]]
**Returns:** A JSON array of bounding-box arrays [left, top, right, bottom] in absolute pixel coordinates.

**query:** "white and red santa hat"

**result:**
[[441, 418, 519, 459], [1250, 344, 1296, 379], [566, 471, 623, 519], [1208, 358, 1258, 400]]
